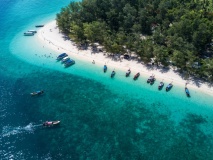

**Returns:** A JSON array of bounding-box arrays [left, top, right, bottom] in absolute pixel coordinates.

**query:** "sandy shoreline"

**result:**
[[37, 20, 213, 96]]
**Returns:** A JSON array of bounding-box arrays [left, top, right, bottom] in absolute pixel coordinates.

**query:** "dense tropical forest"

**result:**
[[56, 0, 213, 82]]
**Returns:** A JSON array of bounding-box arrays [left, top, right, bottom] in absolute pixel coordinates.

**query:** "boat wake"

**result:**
[[2, 123, 43, 137]]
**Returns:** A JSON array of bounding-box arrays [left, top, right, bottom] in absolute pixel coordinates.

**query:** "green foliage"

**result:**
[[56, 0, 213, 82], [83, 21, 108, 43], [153, 45, 169, 66]]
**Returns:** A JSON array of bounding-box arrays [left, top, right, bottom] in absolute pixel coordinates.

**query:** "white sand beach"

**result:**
[[37, 20, 213, 96]]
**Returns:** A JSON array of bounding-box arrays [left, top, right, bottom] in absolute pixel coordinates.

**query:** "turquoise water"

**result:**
[[1, 0, 213, 159]]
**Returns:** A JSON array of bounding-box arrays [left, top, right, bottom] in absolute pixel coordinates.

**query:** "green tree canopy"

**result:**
[[56, 0, 213, 82]]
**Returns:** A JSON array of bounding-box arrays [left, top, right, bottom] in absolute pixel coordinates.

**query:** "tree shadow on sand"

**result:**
[[173, 69, 212, 88], [142, 63, 212, 89], [142, 63, 170, 73]]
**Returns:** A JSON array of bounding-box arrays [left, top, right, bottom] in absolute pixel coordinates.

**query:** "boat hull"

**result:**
[[150, 78, 155, 85], [185, 88, 190, 97], [57, 53, 68, 60], [43, 121, 60, 127], [30, 91, 44, 96], [64, 60, 75, 67], [166, 84, 173, 91], [52, 121, 60, 125], [35, 25, 44, 27], [103, 65, 107, 72], [111, 71, 115, 78], [126, 71, 131, 77], [133, 73, 140, 80], [158, 82, 164, 90], [24, 32, 34, 36], [28, 30, 37, 33]]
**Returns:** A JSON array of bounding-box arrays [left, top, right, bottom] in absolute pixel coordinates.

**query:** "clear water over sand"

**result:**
[[1, 0, 213, 159]]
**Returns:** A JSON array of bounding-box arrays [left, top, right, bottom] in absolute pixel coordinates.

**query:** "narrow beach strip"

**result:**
[[37, 20, 213, 96]]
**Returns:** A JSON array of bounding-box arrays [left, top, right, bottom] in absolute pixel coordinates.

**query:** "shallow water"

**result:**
[[1, 0, 213, 159]]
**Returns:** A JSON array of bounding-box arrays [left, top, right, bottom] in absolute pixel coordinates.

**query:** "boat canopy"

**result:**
[[58, 53, 67, 57]]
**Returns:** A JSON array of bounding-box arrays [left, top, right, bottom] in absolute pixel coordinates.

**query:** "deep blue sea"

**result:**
[[0, 0, 213, 159]]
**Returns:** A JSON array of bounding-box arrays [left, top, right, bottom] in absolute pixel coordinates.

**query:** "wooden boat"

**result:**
[[133, 72, 140, 80], [150, 78, 156, 85], [57, 53, 68, 60], [147, 76, 152, 83], [166, 83, 173, 91], [30, 90, 44, 96], [43, 121, 60, 127], [111, 70, 116, 78], [147, 75, 155, 84], [126, 69, 131, 77], [103, 65, 107, 72], [185, 87, 190, 97], [158, 82, 164, 90], [35, 25, 44, 27], [24, 32, 34, 36], [64, 59, 75, 67]]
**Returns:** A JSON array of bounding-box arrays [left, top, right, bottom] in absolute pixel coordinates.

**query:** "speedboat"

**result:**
[[57, 53, 68, 60], [103, 65, 107, 72], [111, 70, 116, 78], [61, 56, 70, 63], [24, 32, 34, 36], [64, 59, 75, 67], [158, 82, 164, 90], [35, 25, 44, 27], [185, 87, 190, 97], [30, 90, 44, 96], [28, 30, 37, 33], [43, 121, 60, 127], [126, 69, 131, 77], [133, 72, 140, 80], [166, 83, 173, 91]]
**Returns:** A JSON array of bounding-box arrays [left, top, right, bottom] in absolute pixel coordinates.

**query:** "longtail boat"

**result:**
[[133, 72, 140, 80]]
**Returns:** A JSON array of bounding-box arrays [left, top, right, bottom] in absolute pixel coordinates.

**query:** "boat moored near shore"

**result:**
[[126, 69, 131, 77], [61, 56, 70, 63], [133, 72, 140, 80], [57, 53, 68, 60], [185, 87, 190, 97], [147, 75, 155, 85], [24, 32, 34, 36], [103, 65, 107, 72], [28, 30, 37, 33], [158, 81, 164, 90], [111, 70, 116, 78], [64, 59, 75, 67], [166, 83, 173, 91], [35, 25, 44, 27]]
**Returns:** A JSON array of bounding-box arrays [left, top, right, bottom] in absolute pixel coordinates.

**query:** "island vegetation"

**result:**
[[56, 0, 213, 82]]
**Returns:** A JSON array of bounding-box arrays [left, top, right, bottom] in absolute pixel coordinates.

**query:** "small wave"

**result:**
[[2, 123, 42, 137]]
